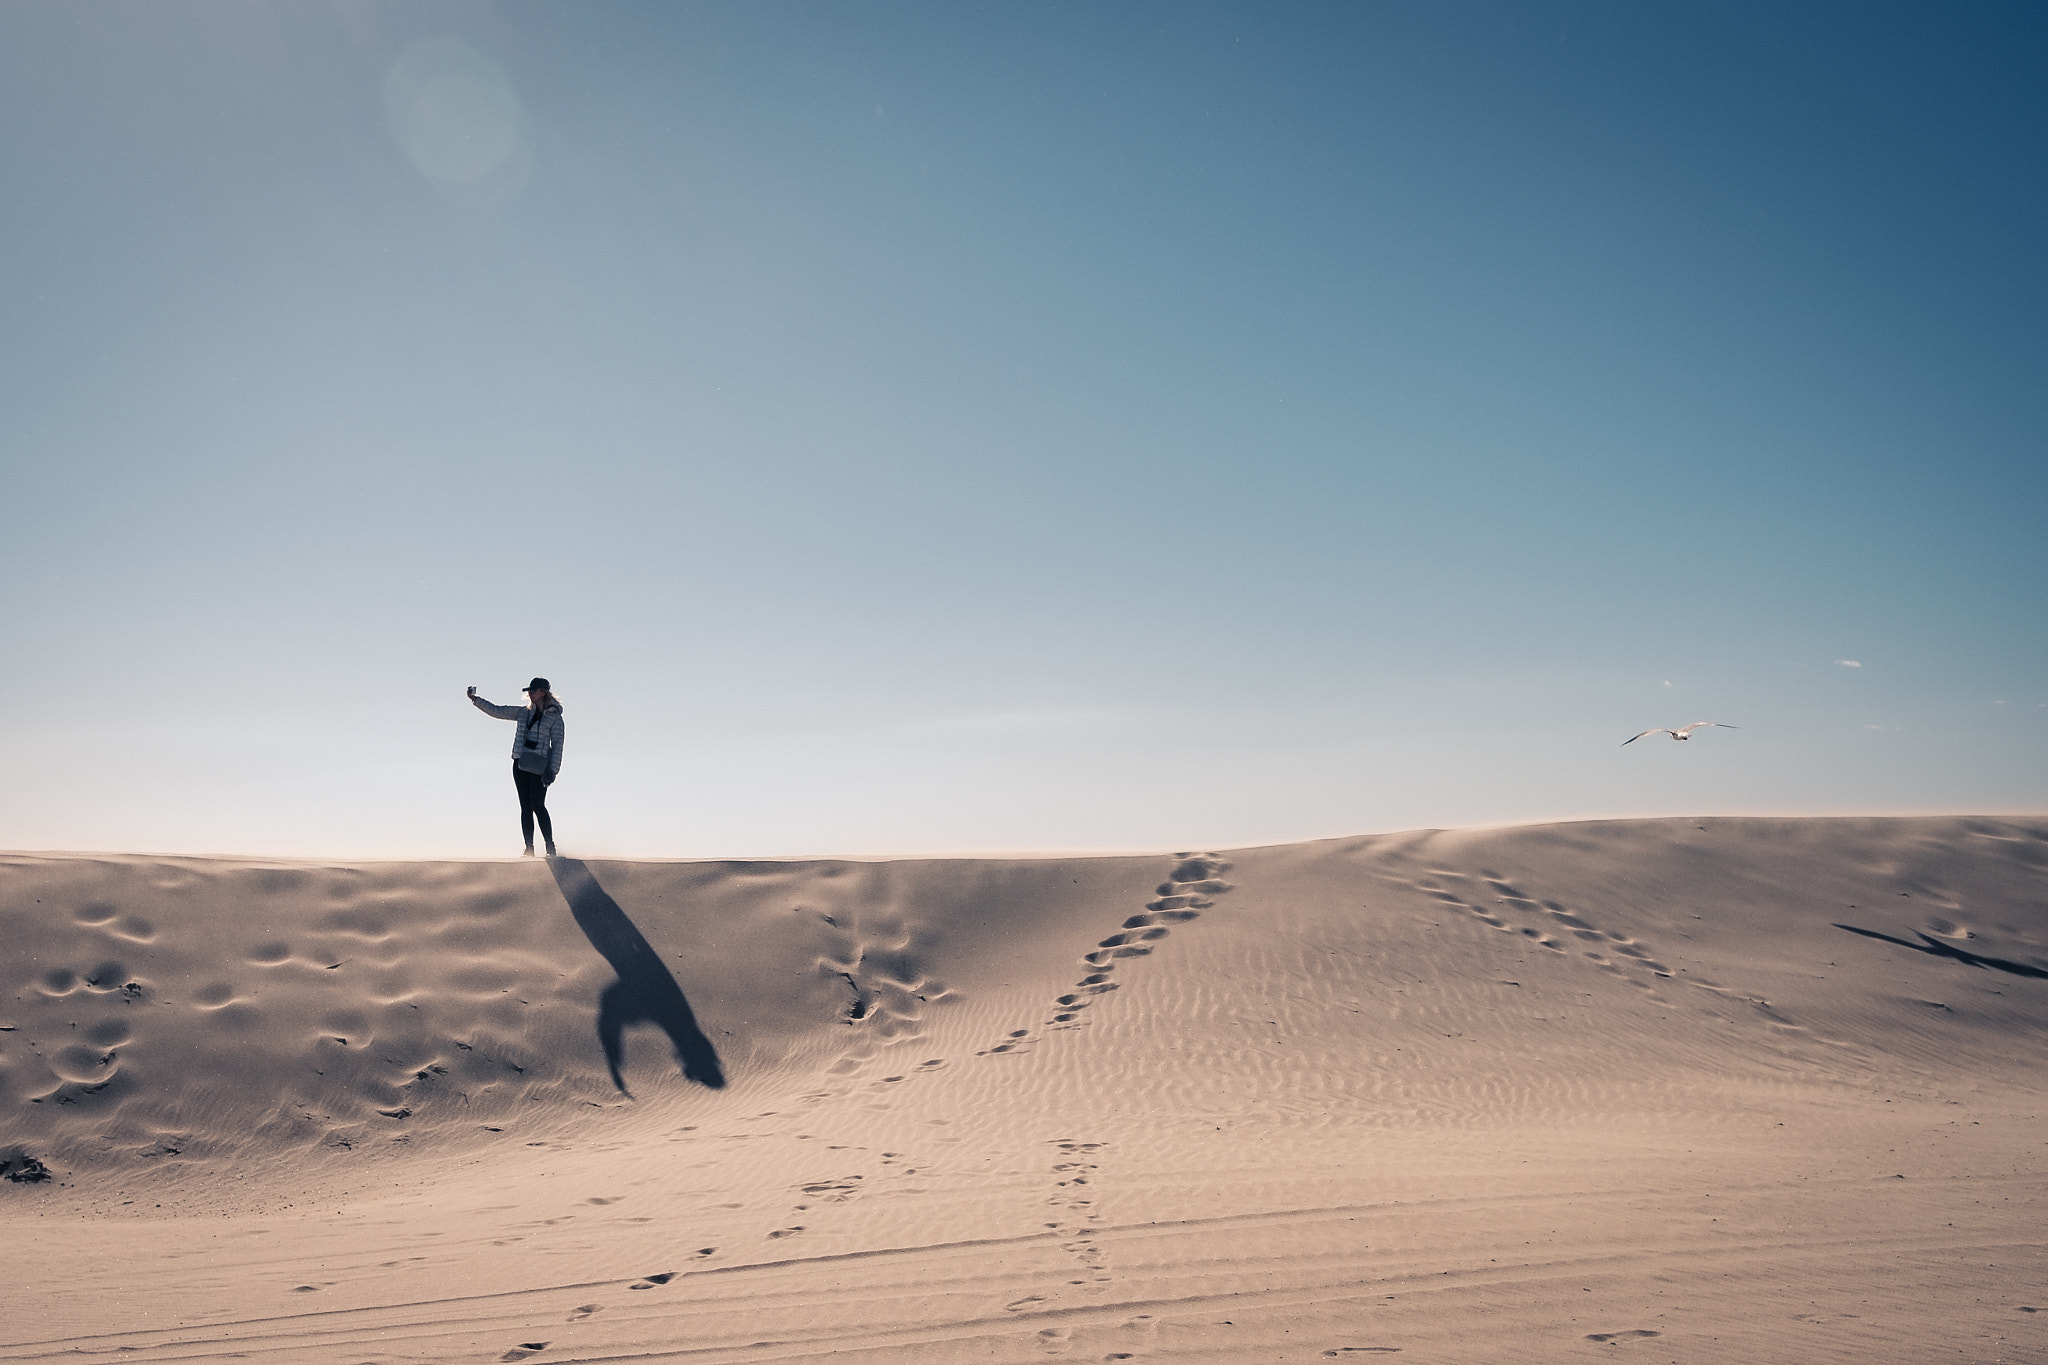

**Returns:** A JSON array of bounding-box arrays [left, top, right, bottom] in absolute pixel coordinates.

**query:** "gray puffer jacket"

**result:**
[[472, 696, 564, 779]]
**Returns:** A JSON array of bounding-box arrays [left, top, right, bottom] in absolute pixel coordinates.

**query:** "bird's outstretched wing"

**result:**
[[1676, 722, 1738, 736], [1621, 729, 1672, 746]]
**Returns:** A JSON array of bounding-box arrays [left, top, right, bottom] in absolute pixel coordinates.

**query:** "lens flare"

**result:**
[[384, 37, 521, 184]]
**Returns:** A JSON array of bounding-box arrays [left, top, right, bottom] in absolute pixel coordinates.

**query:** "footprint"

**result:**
[[565, 1305, 600, 1322], [795, 1176, 862, 1203], [1005, 1294, 1051, 1312], [1055, 983, 1119, 1005], [82, 961, 129, 991], [767, 1226, 804, 1240], [86, 1019, 132, 1047], [626, 1272, 675, 1289], [1124, 909, 1199, 928], [981, 1028, 1037, 1056], [499, 1346, 550, 1362], [50, 1045, 119, 1084], [1037, 1325, 1072, 1353], [1584, 1330, 1660, 1343], [1166, 856, 1232, 883]]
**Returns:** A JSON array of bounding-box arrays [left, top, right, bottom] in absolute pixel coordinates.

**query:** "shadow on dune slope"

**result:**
[[548, 858, 726, 1094], [1835, 922, 2048, 980]]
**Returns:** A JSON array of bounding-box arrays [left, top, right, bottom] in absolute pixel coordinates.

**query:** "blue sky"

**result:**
[[4, 1, 2043, 858]]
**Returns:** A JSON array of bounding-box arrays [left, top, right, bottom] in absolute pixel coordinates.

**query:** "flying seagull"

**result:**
[[1623, 722, 1738, 746]]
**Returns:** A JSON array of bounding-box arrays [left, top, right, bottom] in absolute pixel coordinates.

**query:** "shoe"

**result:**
[[545, 842, 558, 857], [522, 847, 536, 857]]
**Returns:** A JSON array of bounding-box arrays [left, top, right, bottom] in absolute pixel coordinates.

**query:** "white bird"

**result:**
[[1622, 722, 1738, 746]]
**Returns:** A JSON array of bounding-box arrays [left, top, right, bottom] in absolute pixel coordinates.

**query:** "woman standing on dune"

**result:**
[[468, 678, 564, 857]]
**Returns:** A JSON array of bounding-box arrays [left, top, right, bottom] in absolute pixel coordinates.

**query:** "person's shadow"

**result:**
[[548, 857, 726, 1095]]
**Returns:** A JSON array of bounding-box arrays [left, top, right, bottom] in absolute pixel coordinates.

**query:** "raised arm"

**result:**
[[467, 686, 525, 721]]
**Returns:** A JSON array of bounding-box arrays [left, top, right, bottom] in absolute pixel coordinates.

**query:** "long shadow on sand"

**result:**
[[549, 857, 727, 1094], [1835, 923, 2048, 980]]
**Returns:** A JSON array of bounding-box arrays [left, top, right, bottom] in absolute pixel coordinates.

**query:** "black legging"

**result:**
[[513, 763, 555, 851]]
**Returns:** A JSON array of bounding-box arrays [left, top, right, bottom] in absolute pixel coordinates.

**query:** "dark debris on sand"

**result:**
[[3, 1155, 52, 1183]]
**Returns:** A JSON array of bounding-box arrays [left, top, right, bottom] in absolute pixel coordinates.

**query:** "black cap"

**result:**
[[526, 677, 550, 691]]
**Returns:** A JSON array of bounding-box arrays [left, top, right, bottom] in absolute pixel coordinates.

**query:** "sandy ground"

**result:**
[[3, 815, 2045, 1363]]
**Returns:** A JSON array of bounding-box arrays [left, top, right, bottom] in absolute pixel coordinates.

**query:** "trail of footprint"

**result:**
[[1483, 874, 1676, 980], [1435, 872, 1816, 1028], [983, 856, 1233, 1057], [1417, 872, 1568, 955], [1415, 872, 1675, 991], [1047, 1138, 1110, 1288], [999, 1139, 1113, 1321]]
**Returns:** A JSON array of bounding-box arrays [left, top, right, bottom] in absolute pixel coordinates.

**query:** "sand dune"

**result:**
[[4, 816, 2045, 1363]]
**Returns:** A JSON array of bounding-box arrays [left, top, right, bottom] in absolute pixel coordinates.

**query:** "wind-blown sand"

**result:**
[[4, 816, 2044, 1363]]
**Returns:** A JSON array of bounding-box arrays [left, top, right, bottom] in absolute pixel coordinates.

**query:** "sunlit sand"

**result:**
[[4, 816, 2045, 1362]]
